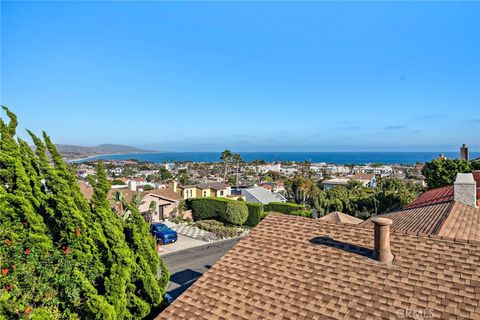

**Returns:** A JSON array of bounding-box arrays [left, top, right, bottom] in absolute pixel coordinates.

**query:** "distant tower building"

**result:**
[[460, 144, 469, 161]]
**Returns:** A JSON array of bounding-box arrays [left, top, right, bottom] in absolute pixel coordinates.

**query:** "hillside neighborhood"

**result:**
[[3, 0, 479, 318], [69, 145, 480, 319]]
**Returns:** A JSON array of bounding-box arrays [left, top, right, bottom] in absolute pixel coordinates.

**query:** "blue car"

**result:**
[[150, 223, 178, 245]]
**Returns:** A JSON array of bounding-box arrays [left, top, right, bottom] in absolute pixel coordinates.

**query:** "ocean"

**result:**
[[74, 151, 480, 165]]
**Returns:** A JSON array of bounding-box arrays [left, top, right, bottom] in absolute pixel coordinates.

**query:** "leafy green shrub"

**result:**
[[188, 197, 229, 221], [245, 202, 264, 227], [188, 197, 248, 225], [170, 216, 185, 224], [223, 201, 248, 225], [264, 202, 305, 214], [195, 220, 240, 238], [289, 210, 313, 218]]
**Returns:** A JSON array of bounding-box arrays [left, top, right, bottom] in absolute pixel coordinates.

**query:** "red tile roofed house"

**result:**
[[361, 172, 480, 242], [158, 214, 480, 319], [258, 181, 285, 193]]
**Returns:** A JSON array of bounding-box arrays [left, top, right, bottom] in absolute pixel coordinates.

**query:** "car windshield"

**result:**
[[152, 224, 169, 232]]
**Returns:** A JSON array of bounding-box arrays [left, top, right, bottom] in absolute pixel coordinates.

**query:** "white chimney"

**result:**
[[128, 180, 137, 191], [454, 173, 477, 208]]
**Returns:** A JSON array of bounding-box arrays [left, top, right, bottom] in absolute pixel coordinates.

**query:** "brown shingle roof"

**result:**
[[350, 173, 375, 181], [437, 202, 480, 241], [158, 214, 480, 320], [319, 211, 364, 224], [178, 182, 229, 190], [147, 188, 182, 201], [360, 202, 453, 235]]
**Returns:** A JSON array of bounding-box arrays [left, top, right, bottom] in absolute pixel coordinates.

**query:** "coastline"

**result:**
[[68, 151, 480, 165], [68, 151, 161, 163]]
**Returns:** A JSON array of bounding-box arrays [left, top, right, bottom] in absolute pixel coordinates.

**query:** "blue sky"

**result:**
[[1, 1, 479, 152]]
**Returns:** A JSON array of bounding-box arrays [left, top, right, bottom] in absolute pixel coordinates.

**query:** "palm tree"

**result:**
[[148, 200, 157, 223], [251, 160, 260, 182], [112, 190, 126, 214], [131, 193, 144, 209], [233, 153, 242, 186], [220, 149, 232, 183]]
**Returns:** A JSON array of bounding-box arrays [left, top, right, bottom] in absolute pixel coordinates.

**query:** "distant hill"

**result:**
[[53, 144, 155, 160]]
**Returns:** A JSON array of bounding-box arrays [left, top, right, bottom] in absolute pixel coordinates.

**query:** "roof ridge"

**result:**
[[270, 213, 480, 245]]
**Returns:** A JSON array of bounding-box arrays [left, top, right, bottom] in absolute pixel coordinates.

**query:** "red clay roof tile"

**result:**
[[406, 185, 453, 209]]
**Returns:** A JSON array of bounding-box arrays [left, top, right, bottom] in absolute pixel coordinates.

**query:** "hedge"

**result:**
[[264, 202, 305, 214], [224, 201, 249, 225], [188, 197, 248, 225], [195, 220, 240, 238], [290, 210, 313, 218], [245, 202, 264, 227]]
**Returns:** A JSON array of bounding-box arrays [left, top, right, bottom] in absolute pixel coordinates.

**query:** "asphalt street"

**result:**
[[162, 238, 241, 299]]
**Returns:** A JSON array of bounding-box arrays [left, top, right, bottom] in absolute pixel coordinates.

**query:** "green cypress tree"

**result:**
[[1, 107, 168, 318]]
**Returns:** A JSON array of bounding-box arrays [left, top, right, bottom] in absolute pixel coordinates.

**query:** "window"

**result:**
[[220, 190, 224, 196], [203, 191, 207, 197]]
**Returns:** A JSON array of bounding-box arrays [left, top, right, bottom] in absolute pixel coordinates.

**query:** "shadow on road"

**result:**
[[168, 268, 203, 299]]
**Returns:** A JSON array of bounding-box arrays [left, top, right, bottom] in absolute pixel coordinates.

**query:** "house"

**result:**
[[360, 171, 480, 241], [352, 165, 393, 175], [173, 181, 231, 199], [350, 173, 376, 187], [257, 181, 285, 193], [319, 211, 363, 224], [107, 188, 185, 222], [232, 185, 286, 205], [158, 212, 480, 319], [322, 173, 376, 190], [137, 189, 184, 222]]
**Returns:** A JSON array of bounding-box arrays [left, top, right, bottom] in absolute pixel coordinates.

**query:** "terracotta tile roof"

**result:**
[[437, 202, 480, 241], [319, 211, 364, 224], [473, 170, 480, 200], [406, 185, 453, 209], [158, 214, 480, 320], [78, 181, 94, 200], [360, 202, 453, 235]]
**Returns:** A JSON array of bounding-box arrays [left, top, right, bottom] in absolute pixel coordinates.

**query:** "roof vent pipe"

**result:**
[[371, 217, 394, 264]]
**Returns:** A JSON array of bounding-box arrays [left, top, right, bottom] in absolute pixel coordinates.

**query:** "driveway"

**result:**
[[162, 238, 241, 300], [158, 234, 207, 255], [164, 221, 217, 241]]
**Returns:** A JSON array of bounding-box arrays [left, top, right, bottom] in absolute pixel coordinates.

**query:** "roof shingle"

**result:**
[[158, 214, 480, 320]]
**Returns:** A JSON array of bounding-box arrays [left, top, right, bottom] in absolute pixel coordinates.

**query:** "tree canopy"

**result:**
[[0, 107, 168, 319], [285, 174, 423, 219], [421, 158, 478, 189]]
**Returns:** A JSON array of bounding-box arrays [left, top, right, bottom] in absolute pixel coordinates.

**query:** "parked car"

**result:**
[[150, 223, 178, 245]]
